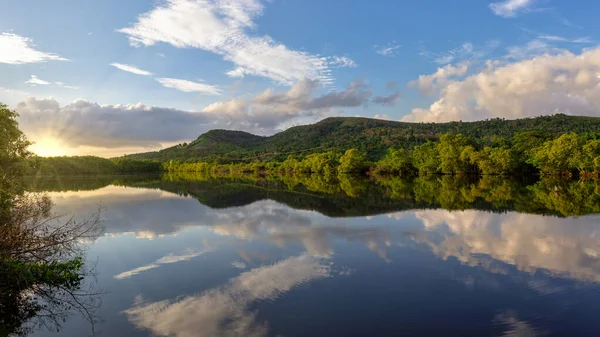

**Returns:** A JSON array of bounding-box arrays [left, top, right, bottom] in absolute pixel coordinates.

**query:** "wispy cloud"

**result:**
[[115, 250, 209, 279], [538, 35, 593, 44], [506, 39, 552, 59], [110, 62, 153, 76], [118, 0, 353, 86], [25, 75, 78, 89], [374, 42, 401, 57], [124, 254, 336, 337], [0, 32, 68, 64], [561, 18, 583, 29], [231, 261, 247, 269], [156, 77, 222, 95], [25, 75, 51, 85], [489, 0, 536, 18], [372, 91, 400, 106], [420, 41, 499, 65]]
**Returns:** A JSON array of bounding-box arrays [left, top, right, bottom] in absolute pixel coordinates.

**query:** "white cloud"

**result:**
[[494, 312, 540, 337], [413, 210, 600, 282], [231, 261, 247, 269], [25, 75, 51, 86], [15, 78, 371, 153], [115, 250, 208, 279], [118, 0, 353, 85], [374, 42, 401, 57], [16, 97, 212, 149], [373, 114, 389, 120], [327, 56, 357, 68], [124, 254, 335, 337], [25, 75, 78, 89], [0, 33, 68, 64], [489, 0, 536, 18], [411, 62, 470, 95], [110, 62, 153, 76], [156, 77, 222, 95], [202, 78, 371, 130], [538, 35, 593, 44], [404, 47, 600, 122], [114, 264, 160, 279], [56, 83, 79, 90], [506, 39, 552, 60]]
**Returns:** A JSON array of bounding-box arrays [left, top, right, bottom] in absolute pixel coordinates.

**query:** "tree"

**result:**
[[412, 141, 440, 175], [338, 149, 367, 173], [0, 104, 31, 213], [528, 133, 584, 175], [436, 134, 477, 175], [0, 103, 103, 336], [373, 148, 414, 175]]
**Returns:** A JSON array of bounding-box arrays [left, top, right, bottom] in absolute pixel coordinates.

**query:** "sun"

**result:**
[[30, 137, 69, 157]]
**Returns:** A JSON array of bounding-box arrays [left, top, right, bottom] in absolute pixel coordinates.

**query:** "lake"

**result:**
[[27, 174, 600, 337]]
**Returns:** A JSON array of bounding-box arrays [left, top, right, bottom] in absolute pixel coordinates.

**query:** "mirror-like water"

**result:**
[[28, 175, 600, 337]]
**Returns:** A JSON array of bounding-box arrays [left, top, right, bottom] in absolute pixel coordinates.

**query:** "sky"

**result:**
[[2, 0, 600, 157]]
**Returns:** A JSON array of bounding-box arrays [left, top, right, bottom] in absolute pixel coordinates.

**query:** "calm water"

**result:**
[[27, 175, 600, 337]]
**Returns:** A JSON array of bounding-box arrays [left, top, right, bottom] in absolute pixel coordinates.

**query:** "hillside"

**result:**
[[123, 114, 600, 162]]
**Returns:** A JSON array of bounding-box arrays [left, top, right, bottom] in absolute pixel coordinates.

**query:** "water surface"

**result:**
[[29, 175, 600, 337]]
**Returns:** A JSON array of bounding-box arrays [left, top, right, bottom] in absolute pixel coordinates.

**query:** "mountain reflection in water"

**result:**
[[28, 174, 600, 337]]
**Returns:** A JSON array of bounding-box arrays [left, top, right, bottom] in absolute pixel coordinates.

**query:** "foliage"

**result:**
[[0, 102, 102, 336], [25, 156, 161, 176], [338, 149, 367, 173], [372, 148, 414, 175], [121, 114, 600, 163], [0, 104, 31, 213]]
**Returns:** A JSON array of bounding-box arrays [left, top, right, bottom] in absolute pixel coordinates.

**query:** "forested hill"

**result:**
[[123, 114, 600, 162]]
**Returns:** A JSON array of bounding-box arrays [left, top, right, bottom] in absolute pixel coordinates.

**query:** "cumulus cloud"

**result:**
[[412, 210, 600, 282], [411, 62, 470, 95], [15, 78, 371, 153], [156, 77, 222, 95], [15, 97, 211, 149], [489, 0, 536, 18], [25, 75, 50, 86], [0, 33, 68, 64], [202, 78, 371, 130], [207, 201, 392, 259], [403, 47, 600, 122], [124, 254, 334, 337], [118, 0, 353, 85], [110, 62, 153, 76]]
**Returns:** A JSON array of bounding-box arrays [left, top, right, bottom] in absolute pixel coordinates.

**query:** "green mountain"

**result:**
[[123, 114, 600, 162]]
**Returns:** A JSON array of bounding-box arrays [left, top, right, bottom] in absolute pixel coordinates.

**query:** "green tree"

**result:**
[[0, 104, 31, 212], [529, 133, 584, 175], [412, 141, 440, 175], [436, 134, 477, 175], [338, 149, 367, 173], [373, 148, 414, 175]]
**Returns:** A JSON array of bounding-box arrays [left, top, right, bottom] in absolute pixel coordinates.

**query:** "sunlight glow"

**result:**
[[30, 137, 69, 157]]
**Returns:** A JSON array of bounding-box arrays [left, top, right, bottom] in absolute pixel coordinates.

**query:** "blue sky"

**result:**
[[1, 0, 599, 156]]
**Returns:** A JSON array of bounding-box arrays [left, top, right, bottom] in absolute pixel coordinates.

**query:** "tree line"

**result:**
[[163, 131, 600, 178]]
